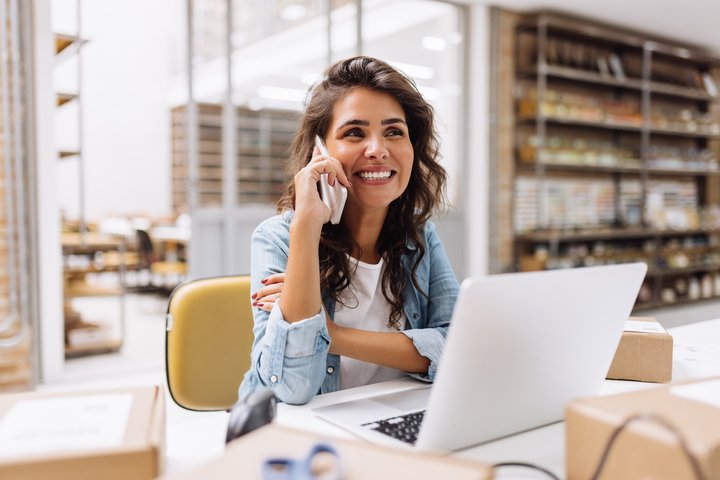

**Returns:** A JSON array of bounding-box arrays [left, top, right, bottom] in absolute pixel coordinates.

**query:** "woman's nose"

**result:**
[[364, 137, 389, 160]]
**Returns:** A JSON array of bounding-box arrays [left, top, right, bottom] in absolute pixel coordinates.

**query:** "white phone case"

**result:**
[[315, 136, 347, 224]]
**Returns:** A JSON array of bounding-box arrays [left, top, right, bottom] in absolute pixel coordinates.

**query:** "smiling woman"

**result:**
[[238, 56, 459, 405]]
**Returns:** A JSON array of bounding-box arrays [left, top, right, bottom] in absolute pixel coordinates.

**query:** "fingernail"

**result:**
[[257, 303, 264, 308], [251, 293, 257, 299], [260, 278, 268, 284]]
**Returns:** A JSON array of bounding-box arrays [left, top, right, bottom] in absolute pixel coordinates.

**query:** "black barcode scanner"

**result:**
[[225, 388, 277, 444]]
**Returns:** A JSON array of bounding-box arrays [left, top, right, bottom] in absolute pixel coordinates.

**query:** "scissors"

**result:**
[[262, 442, 342, 480]]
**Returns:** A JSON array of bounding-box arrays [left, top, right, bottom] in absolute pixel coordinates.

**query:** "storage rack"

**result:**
[[511, 13, 720, 309], [171, 103, 297, 210]]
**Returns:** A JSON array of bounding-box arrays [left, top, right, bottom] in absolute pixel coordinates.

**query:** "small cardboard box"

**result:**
[[164, 424, 492, 480], [566, 377, 720, 479], [606, 316, 673, 383], [0, 385, 165, 480]]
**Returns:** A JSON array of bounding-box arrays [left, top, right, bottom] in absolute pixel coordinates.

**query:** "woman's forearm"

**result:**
[[329, 324, 430, 373], [280, 217, 324, 322]]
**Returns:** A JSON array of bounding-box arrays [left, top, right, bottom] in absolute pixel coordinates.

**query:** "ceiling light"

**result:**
[[301, 72, 323, 86], [280, 3, 308, 22], [388, 61, 434, 80], [422, 36, 447, 51], [256, 86, 306, 103], [448, 32, 463, 45]]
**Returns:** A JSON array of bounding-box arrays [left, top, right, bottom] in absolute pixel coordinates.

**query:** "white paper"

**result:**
[[623, 320, 667, 334], [670, 379, 720, 408], [0, 394, 133, 457]]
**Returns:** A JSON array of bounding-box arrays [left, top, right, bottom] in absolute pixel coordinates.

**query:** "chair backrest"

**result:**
[[165, 275, 254, 411]]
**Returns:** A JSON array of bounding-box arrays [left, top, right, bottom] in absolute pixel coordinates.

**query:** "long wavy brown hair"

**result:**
[[277, 56, 447, 328]]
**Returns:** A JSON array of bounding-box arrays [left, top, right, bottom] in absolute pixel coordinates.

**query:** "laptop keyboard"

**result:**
[[362, 410, 426, 445]]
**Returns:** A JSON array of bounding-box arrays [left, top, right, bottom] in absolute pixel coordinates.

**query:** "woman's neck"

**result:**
[[344, 207, 386, 264]]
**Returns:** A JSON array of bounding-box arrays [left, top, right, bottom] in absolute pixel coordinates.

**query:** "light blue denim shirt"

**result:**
[[238, 210, 459, 405]]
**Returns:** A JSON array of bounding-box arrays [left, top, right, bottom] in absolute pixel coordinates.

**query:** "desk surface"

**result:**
[[166, 318, 720, 479]]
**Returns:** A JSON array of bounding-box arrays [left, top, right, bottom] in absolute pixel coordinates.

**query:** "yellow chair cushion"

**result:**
[[166, 275, 254, 411]]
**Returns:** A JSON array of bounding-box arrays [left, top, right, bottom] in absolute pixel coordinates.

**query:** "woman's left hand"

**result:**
[[252, 273, 285, 312]]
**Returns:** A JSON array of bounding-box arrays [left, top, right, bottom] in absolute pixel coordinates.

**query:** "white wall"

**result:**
[[465, 5, 490, 277], [53, 0, 183, 222], [34, 0, 65, 382]]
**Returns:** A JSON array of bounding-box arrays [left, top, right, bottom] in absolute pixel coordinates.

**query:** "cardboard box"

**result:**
[[566, 377, 720, 479], [0, 385, 165, 480], [164, 424, 492, 480], [606, 316, 673, 383]]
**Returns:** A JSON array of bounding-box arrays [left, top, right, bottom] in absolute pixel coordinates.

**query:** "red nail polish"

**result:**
[[251, 293, 257, 299], [260, 278, 268, 284], [257, 303, 264, 307]]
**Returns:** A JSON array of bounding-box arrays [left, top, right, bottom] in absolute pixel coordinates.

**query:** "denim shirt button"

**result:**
[[326, 366, 335, 374], [270, 374, 278, 383], [413, 313, 419, 319]]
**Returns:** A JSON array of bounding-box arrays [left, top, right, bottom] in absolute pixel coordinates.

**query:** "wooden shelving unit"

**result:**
[[61, 231, 128, 357], [495, 11, 720, 310], [170, 103, 297, 210], [54, 23, 127, 356]]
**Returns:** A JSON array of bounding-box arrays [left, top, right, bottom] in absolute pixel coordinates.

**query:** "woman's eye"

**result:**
[[343, 128, 364, 138], [386, 128, 405, 137]]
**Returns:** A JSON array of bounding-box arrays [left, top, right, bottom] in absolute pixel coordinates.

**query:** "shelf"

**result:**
[[521, 115, 644, 132], [522, 65, 714, 101], [56, 92, 77, 107], [523, 65, 644, 91], [65, 337, 122, 358], [58, 150, 80, 159], [53, 33, 88, 60], [517, 13, 646, 49], [649, 82, 713, 101], [64, 283, 123, 298], [517, 162, 720, 177], [647, 167, 720, 176], [516, 228, 720, 243], [520, 115, 720, 138], [517, 162, 643, 175], [649, 265, 720, 276], [650, 125, 719, 138]]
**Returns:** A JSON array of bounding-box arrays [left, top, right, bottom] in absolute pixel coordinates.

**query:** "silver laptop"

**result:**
[[313, 262, 647, 452]]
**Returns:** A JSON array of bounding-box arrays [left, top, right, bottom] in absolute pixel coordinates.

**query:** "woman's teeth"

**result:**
[[358, 171, 391, 180]]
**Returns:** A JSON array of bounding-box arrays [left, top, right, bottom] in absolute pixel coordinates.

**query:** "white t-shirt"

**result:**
[[334, 257, 407, 390]]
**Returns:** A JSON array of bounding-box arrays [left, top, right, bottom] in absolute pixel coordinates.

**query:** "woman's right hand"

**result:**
[[293, 146, 351, 225], [252, 273, 285, 312]]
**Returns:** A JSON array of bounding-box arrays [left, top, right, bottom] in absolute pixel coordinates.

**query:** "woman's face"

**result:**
[[324, 87, 414, 215]]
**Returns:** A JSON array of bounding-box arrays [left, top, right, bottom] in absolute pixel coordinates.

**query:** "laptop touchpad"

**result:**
[[370, 386, 430, 411]]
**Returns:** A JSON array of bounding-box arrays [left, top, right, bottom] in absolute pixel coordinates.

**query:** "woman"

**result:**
[[238, 56, 459, 405]]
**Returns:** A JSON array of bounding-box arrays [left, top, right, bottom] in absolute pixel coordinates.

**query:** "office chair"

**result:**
[[165, 275, 255, 411], [135, 229, 188, 291]]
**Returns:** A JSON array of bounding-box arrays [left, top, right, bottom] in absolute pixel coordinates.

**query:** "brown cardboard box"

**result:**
[[606, 316, 673, 383], [566, 377, 720, 479], [165, 424, 492, 480], [0, 385, 165, 480]]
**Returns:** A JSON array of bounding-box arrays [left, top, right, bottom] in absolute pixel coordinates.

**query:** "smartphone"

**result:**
[[315, 135, 347, 224]]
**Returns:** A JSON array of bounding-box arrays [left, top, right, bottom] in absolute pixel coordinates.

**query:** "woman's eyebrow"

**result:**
[[381, 117, 406, 125], [336, 118, 407, 130], [337, 119, 369, 129]]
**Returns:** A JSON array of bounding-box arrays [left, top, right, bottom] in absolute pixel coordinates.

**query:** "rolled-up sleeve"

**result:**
[[401, 221, 459, 382], [239, 215, 331, 405]]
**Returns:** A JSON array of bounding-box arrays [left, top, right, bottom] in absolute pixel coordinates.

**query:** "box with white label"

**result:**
[[606, 316, 673, 383], [566, 377, 720, 479], [0, 385, 164, 480]]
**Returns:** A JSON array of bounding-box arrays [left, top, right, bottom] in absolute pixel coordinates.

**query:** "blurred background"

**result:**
[[1, 0, 719, 392]]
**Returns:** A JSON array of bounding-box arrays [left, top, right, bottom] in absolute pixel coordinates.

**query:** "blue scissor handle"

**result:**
[[262, 442, 342, 480]]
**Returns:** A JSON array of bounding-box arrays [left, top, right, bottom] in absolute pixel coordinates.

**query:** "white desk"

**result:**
[[166, 318, 720, 478]]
